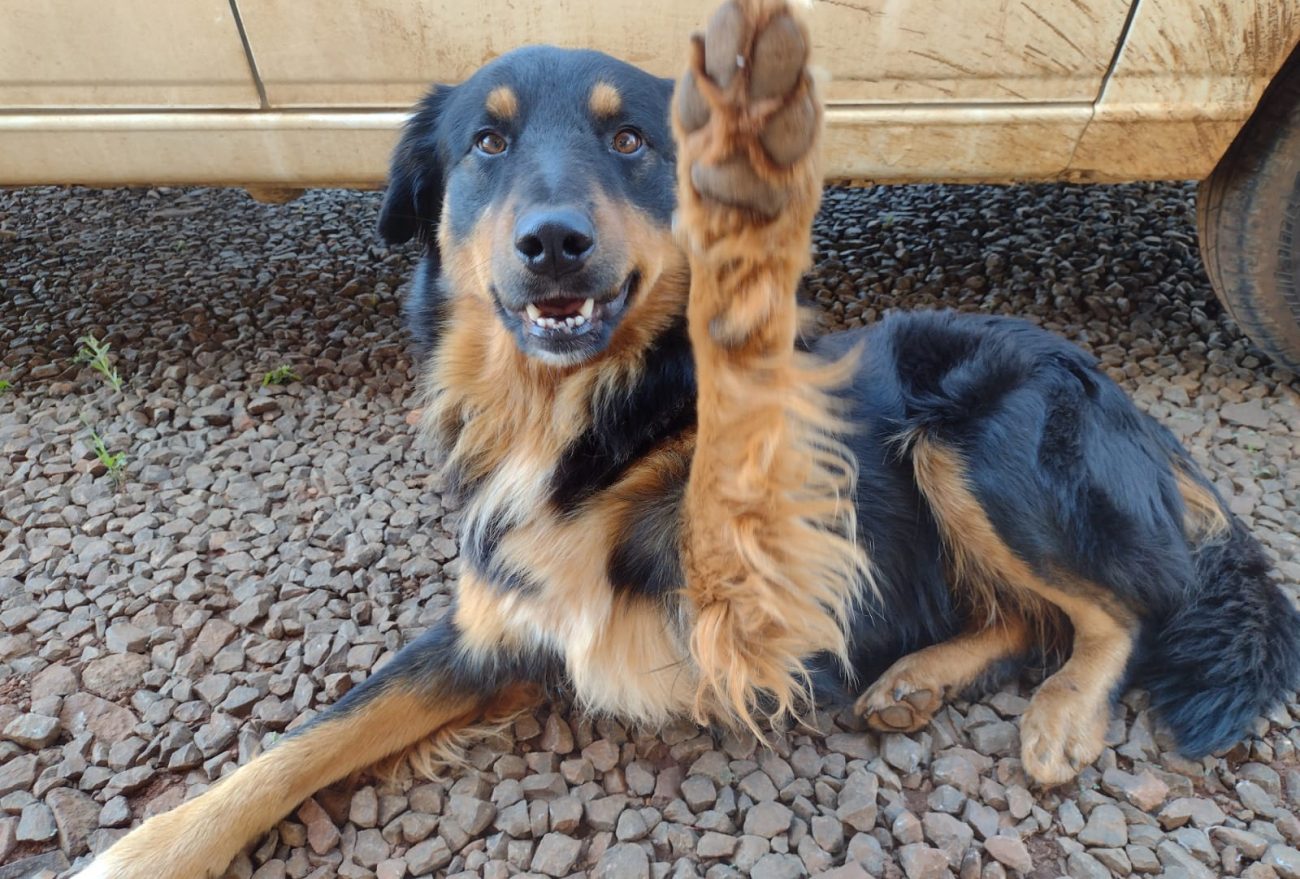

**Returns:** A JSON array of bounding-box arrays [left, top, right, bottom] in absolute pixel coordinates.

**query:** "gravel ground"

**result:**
[[2, 181, 1299, 879]]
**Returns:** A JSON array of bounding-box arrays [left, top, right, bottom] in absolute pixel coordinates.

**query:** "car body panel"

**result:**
[[1, 0, 1297, 187], [232, 0, 1131, 107], [0, 0, 260, 109]]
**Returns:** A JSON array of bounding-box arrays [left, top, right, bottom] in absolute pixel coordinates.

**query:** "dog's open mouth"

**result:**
[[520, 272, 638, 339]]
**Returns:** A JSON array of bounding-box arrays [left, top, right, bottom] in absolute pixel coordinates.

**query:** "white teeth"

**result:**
[[524, 300, 593, 334]]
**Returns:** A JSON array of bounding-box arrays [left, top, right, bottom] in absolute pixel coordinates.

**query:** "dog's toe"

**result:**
[[874, 704, 919, 730], [676, 68, 712, 133], [760, 91, 817, 166], [704, 1, 751, 88], [691, 155, 787, 216], [749, 13, 807, 101]]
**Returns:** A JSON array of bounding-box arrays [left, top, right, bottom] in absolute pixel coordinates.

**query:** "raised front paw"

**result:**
[[673, 0, 820, 218]]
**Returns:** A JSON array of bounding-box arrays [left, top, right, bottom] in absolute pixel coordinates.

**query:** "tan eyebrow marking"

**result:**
[[589, 81, 622, 117], [486, 85, 518, 120]]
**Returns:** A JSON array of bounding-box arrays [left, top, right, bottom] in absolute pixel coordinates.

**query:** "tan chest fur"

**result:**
[[454, 451, 697, 723], [427, 277, 701, 724]]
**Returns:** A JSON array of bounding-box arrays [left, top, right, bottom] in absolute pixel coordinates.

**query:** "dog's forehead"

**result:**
[[460, 46, 669, 126]]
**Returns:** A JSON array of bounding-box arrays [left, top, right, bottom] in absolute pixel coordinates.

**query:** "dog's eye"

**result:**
[[612, 128, 644, 155], [475, 131, 508, 155]]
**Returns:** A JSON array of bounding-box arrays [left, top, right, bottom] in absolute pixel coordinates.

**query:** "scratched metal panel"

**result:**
[[1068, 0, 1300, 179], [0, 0, 259, 109], [234, 0, 1132, 107]]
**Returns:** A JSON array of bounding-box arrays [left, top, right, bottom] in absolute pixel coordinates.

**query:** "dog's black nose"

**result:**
[[514, 208, 596, 278]]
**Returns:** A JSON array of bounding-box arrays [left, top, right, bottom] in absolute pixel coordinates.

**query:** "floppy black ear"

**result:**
[[378, 86, 449, 246]]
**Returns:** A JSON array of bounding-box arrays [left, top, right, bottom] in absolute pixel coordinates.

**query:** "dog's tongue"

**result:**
[[536, 298, 584, 318]]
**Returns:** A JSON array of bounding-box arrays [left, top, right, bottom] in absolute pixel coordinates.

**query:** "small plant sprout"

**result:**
[[76, 334, 124, 392], [0, 379, 12, 394], [262, 365, 300, 387], [87, 427, 127, 487]]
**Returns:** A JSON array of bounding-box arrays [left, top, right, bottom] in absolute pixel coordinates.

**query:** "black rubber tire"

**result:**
[[1197, 43, 1300, 374]]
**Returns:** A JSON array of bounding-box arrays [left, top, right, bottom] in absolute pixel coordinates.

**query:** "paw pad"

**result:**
[[674, 0, 819, 217]]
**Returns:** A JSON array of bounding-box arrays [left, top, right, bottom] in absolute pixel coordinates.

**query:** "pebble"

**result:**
[[593, 842, 650, 879], [749, 853, 804, 879], [836, 769, 879, 831], [698, 830, 739, 858], [745, 801, 794, 838], [2, 715, 60, 750], [1078, 803, 1128, 847], [405, 837, 451, 873], [984, 835, 1032, 873], [899, 843, 952, 879], [449, 795, 495, 835], [1101, 767, 1169, 811], [1067, 850, 1111, 879], [1264, 844, 1300, 879], [46, 787, 98, 855], [531, 832, 582, 876], [17, 802, 57, 842], [1213, 826, 1270, 858], [882, 735, 926, 774], [105, 622, 148, 654], [923, 811, 973, 865], [1160, 798, 1228, 830], [297, 798, 339, 854]]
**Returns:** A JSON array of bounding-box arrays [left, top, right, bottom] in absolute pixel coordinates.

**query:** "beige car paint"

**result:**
[[0, 0, 1297, 187]]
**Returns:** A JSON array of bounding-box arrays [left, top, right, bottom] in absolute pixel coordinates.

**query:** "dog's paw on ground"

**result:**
[[674, 0, 819, 217], [854, 653, 946, 733], [1018, 677, 1111, 786]]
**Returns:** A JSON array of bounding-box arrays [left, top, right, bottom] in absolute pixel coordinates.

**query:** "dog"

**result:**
[[78, 1, 1300, 875]]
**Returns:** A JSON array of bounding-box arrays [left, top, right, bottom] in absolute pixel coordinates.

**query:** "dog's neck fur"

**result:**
[[419, 263, 694, 499]]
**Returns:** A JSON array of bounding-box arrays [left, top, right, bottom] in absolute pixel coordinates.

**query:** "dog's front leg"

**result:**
[[672, 0, 870, 730], [76, 609, 533, 879]]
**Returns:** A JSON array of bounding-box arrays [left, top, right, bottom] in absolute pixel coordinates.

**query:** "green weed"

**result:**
[[87, 426, 127, 487], [76, 335, 124, 392], [261, 365, 300, 387], [0, 379, 11, 394]]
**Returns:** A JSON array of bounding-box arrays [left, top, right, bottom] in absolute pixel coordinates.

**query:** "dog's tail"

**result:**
[[1133, 464, 1300, 756]]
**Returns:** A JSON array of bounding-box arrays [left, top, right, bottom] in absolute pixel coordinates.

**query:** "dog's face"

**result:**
[[379, 47, 679, 366]]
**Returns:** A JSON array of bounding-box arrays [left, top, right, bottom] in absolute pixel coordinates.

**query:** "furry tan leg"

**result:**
[[75, 617, 531, 879], [75, 692, 480, 879], [672, 0, 871, 731], [856, 615, 1033, 732], [1017, 593, 1132, 784], [910, 435, 1136, 785]]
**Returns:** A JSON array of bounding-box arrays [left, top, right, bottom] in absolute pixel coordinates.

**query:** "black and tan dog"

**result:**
[[80, 2, 1299, 875]]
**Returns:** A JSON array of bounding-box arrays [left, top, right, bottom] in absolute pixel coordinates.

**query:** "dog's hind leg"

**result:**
[[856, 615, 1034, 733], [672, 0, 870, 730], [75, 610, 533, 879], [908, 435, 1136, 785]]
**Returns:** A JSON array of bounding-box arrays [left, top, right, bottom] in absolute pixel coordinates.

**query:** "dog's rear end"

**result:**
[[1136, 449, 1300, 754], [847, 311, 1300, 780]]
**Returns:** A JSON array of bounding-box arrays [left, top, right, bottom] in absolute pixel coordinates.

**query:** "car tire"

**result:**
[[1197, 43, 1300, 374]]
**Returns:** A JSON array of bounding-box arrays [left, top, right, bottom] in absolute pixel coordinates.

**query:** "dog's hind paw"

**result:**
[[673, 0, 820, 219], [854, 652, 946, 733], [1018, 677, 1109, 786]]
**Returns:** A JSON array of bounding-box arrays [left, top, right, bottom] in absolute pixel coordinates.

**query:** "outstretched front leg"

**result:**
[[75, 590, 539, 879], [673, 0, 870, 730]]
